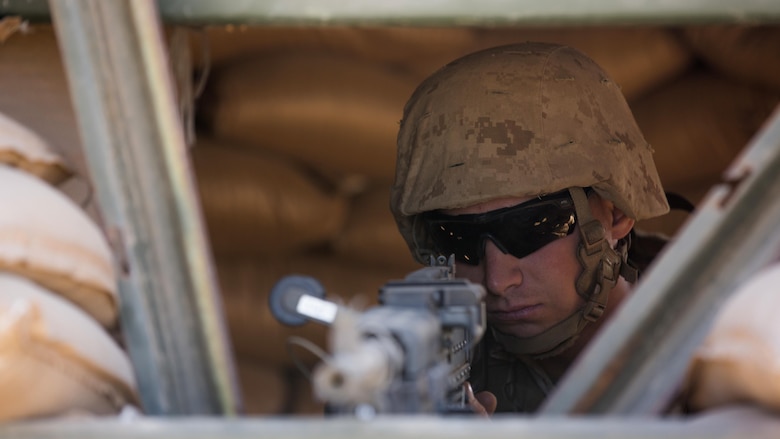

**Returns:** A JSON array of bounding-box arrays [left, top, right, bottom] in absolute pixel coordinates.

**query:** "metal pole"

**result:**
[[541, 106, 780, 415], [3, 410, 780, 439], [48, 0, 240, 415], [5, 0, 780, 25]]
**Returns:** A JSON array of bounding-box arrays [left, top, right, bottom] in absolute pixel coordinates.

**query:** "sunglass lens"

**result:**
[[494, 204, 575, 260], [429, 222, 483, 264], [425, 193, 577, 265]]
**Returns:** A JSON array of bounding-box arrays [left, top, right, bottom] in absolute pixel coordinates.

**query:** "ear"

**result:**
[[588, 194, 635, 241], [609, 205, 635, 241]]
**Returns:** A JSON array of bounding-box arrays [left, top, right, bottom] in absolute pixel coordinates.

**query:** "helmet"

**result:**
[[391, 42, 668, 254], [390, 42, 670, 357]]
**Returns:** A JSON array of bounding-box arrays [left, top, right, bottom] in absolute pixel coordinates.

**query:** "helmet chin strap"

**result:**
[[492, 187, 636, 359]]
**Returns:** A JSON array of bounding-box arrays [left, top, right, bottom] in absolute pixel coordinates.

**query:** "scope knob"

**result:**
[[269, 275, 326, 326]]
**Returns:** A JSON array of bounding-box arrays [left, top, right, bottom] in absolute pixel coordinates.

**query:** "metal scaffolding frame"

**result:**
[[0, 0, 779, 436]]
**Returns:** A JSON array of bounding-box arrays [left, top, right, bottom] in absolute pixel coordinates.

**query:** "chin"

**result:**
[[491, 322, 548, 340]]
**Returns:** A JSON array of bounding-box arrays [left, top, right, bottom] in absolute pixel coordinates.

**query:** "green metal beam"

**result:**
[[3, 0, 780, 25]]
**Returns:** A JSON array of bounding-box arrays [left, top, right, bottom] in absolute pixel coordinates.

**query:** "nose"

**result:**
[[483, 238, 523, 296]]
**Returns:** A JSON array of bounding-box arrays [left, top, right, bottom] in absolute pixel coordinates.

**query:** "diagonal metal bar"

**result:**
[[48, 0, 240, 415], [541, 105, 780, 415]]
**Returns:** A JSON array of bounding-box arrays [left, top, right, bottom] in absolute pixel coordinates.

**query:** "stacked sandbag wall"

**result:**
[[0, 111, 138, 420]]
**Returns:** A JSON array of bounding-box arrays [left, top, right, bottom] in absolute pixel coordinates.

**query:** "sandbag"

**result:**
[[192, 26, 478, 76], [234, 357, 289, 415], [0, 165, 117, 328], [332, 185, 420, 271], [202, 51, 416, 183], [217, 256, 414, 368], [236, 356, 325, 415], [195, 26, 690, 102], [683, 25, 780, 92], [191, 139, 348, 257], [685, 263, 780, 412], [469, 27, 692, 100], [287, 366, 325, 416], [0, 273, 137, 421], [631, 72, 780, 189], [0, 111, 70, 184]]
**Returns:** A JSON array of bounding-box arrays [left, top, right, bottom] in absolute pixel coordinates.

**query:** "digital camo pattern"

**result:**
[[390, 42, 670, 262]]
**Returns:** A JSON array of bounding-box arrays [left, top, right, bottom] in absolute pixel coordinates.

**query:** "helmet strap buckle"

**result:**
[[570, 186, 621, 320], [580, 217, 606, 255], [583, 299, 606, 322]]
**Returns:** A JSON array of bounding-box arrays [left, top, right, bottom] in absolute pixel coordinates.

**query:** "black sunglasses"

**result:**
[[424, 191, 577, 265]]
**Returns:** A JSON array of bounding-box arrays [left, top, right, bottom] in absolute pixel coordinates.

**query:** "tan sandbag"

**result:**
[[0, 111, 70, 184], [683, 25, 780, 92], [191, 26, 478, 75], [631, 72, 780, 189], [332, 185, 420, 271], [0, 273, 137, 421], [0, 165, 117, 328], [686, 263, 780, 412], [236, 355, 324, 415], [191, 139, 348, 257], [235, 357, 289, 415], [236, 356, 325, 415], [217, 256, 415, 368], [287, 366, 325, 416], [468, 27, 692, 100], [195, 26, 690, 101], [202, 51, 416, 182]]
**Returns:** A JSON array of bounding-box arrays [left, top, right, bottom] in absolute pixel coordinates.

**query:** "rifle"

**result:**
[[269, 255, 486, 416]]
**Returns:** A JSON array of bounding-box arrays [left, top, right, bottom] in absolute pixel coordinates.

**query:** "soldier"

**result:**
[[390, 42, 670, 414]]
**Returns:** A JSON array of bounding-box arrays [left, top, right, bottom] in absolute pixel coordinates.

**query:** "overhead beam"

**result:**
[[3, 0, 780, 25]]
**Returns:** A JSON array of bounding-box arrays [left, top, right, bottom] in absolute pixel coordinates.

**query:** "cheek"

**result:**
[[453, 233, 583, 287], [533, 232, 580, 269], [526, 232, 583, 293]]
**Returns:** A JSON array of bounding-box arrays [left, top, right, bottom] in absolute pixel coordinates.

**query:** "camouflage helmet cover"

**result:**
[[391, 42, 669, 261]]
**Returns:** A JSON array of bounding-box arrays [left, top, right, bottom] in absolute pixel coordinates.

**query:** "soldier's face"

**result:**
[[439, 195, 606, 340]]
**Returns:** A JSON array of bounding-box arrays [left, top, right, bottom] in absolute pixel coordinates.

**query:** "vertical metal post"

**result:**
[[48, 0, 240, 415]]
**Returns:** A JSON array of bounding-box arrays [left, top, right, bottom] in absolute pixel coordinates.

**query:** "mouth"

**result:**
[[487, 304, 543, 322]]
